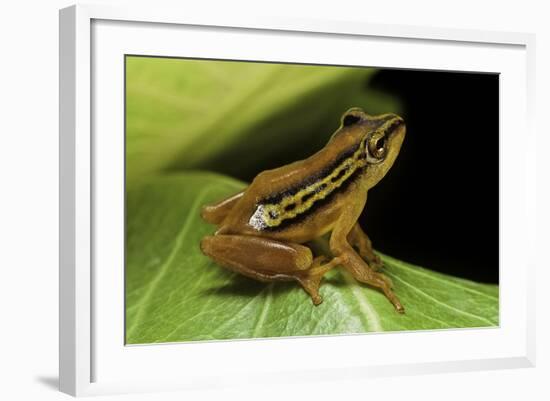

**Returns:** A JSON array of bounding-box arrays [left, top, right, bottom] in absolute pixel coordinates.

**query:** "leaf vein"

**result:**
[[126, 187, 212, 339], [386, 272, 496, 326], [342, 272, 383, 332], [384, 257, 498, 301], [253, 284, 274, 337]]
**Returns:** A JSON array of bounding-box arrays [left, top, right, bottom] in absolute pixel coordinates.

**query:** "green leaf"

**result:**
[[125, 56, 400, 187], [125, 172, 499, 344]]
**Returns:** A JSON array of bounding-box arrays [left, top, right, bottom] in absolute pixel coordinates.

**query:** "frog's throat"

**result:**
[[248, 141, 367, 231]]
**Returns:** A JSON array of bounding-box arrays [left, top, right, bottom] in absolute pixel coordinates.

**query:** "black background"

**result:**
[[362, 69, 499, 284]]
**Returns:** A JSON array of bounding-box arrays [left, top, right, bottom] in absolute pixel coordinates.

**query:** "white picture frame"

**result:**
[[59, 3, 536, 397]]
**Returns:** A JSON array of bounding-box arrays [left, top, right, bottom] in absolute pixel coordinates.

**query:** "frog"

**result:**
[[200, 107, 406, 313]]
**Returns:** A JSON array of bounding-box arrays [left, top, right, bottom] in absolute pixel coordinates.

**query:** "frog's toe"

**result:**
[[312, 294, 323, 306], [369, 256, 384, 271], [295, 273, 322, 304]]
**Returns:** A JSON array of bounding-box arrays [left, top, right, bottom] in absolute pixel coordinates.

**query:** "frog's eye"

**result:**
[[367, 133, 387, 160]]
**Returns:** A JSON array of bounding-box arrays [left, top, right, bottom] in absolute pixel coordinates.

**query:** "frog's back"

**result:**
[[217, 134, 366, 242]]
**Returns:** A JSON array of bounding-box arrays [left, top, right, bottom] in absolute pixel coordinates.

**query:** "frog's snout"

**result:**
[[384, 116, 406, 144], [382, 114, 405, 134]]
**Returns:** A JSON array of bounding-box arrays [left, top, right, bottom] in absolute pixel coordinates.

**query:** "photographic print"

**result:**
[[124, 56, 499, 344]]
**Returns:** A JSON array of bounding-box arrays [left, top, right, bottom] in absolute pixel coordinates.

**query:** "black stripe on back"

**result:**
[[262, 167, 365, 231], [260, 142, 361, 206]]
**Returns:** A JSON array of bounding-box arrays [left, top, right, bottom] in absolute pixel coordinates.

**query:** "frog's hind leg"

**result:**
[[294, 256, 341, 305], [200, 191, 244, 225], [200, 235, 338, 305], [348, 223, 383, 270]]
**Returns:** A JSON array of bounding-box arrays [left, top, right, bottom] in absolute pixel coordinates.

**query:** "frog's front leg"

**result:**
[[330, 192, 404, 313], [348, 223, 383, 270], [200, 235, 339, 305]]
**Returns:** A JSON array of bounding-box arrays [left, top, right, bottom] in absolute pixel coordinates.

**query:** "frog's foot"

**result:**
[[357, 270, 402, 313], [337, 251, 403, 313], [294, 256, 340, 305]]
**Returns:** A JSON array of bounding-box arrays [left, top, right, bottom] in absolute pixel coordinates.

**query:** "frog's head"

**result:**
[[338, 107, 406, 188]]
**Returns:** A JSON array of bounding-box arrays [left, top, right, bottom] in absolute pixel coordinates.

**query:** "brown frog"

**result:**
[[200, 108, 406, 313]]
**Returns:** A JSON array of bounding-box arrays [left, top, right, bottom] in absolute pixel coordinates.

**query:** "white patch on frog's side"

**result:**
[[249, 204, 268, 230]]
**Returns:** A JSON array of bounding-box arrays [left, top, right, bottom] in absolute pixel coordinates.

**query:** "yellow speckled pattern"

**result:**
[[249, 116, 402, 230], [252, 140, 367, 229]]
